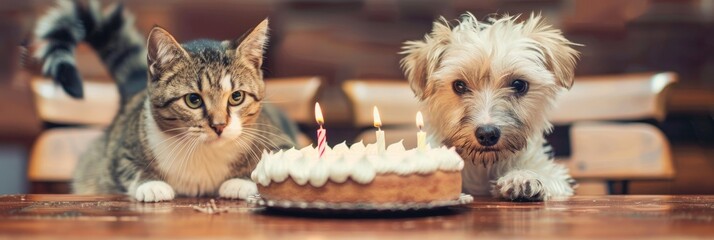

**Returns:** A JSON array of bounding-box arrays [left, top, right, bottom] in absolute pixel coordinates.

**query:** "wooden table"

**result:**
[[0, 195, 712, 239]]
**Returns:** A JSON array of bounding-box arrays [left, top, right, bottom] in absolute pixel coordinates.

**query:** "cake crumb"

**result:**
[[192, 199, 229, 214]]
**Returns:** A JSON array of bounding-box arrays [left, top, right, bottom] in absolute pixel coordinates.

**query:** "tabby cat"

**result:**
[[35, 0, 297, 202]]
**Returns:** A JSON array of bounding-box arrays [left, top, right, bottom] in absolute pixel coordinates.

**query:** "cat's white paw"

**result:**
[[492, 170, 546, 201], [135, 181, 175, 202], [219, 178, 257, 200]]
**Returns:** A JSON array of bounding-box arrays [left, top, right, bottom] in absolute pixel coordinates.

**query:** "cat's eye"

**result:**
[[184, 93, 203, 109], [228, 91, 245, 106], [510, 79, 529, 96], [452, 80, 468, 95]]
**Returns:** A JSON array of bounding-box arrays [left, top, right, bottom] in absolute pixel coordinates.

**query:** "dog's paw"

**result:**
[[135, 181, 175, 202], [493, 170, 546, 201], [219, 178, 257, 200]]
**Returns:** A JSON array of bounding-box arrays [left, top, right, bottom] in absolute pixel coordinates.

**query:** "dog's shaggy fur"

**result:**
[[401, 13, 579, 201]]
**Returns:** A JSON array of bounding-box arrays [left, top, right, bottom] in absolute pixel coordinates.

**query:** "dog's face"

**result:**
[[401, 13, 579, 165]]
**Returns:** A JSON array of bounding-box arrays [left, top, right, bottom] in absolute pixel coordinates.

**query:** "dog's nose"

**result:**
[[476, 124, 500, 146]]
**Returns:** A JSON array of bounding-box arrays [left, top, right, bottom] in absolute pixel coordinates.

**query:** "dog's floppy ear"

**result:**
[[525, 14, 580, 89], [400, 17, 451, 100]]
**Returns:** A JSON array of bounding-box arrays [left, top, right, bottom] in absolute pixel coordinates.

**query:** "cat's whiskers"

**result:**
[[149, 130, 191, 153], [145, 131, 192, 171], [232, 135, 264, 166], [160, 127, 191, 134], [242, 125, 294, 145], [233, 141, 256, 165], [179, 137, 203, 193], [163, 136, 189, 189], [243, 135, 290, 153], [160, 134, 196, 179], [240, 139, 263, 166], [229, 139, 250, 165], [239, 133, 282, 161], [240, 131, 280, 150], [231, 134, 260, 162], [243, 122, 283, 129]]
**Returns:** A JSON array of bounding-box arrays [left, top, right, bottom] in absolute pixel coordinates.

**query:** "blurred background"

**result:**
[[0, 0, 712, 195]]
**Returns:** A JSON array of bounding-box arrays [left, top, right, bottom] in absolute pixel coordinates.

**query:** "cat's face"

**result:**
[[145, 19, 269, 144]]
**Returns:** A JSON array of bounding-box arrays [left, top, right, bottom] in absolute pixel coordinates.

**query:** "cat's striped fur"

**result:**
[[35, 0, 297, 202]]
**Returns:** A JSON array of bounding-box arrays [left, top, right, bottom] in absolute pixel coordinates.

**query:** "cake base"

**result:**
[[257, 171, 462, 204], [247, 193, 474, 213]]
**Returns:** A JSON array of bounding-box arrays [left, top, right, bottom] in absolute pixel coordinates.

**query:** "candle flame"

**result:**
[[373, 106, 382, 128], [416, 111, 424, 130], [315, 102, 324, 125]]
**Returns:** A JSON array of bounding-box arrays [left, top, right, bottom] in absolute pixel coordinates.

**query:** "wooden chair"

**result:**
[[550, 72, 676, 124], [343, 72, 677, 195], [551, 72, 677, 194], [28, 76, 322, 193], [561, 122, 674, 194]]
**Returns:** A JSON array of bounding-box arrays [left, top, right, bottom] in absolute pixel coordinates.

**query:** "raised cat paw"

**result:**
[[219, 178, 257, 200], [492, 170, 546, 201], [135, 181, 175, 202]]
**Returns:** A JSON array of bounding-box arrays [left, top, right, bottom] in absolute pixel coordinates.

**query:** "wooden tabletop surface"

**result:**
[[0, 194, 712, 239]]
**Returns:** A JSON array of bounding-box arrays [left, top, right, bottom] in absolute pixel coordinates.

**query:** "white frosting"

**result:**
[[251, 141, 465, 187]]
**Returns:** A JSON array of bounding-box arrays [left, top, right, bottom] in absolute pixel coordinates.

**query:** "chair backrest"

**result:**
[[31, 78, 119, 126], [550, 72, 677, 125], [31, 76, 323, 126], [343, 80, 418, 127], [264, 77, 323, 125], [563, 122, 674, 180], [344, 72, 678, 181], [28, 128, 103, 182]]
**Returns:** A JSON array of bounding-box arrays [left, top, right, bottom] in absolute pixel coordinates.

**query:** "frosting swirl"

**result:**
[[251, 141, 464, 187]]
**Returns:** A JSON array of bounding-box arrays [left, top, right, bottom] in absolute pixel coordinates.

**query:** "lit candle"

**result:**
[[373, 106, 385, 154], [315, 102, 327, 159], [416, 111, 426, 151]]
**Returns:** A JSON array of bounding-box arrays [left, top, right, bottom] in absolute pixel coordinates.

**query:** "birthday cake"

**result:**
[[250, 141, 464, 204]]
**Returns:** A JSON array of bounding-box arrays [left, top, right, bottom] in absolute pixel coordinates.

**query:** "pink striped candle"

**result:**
[[315, 102, 327, 158]]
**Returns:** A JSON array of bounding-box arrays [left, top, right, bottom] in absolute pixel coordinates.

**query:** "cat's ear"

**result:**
[[235, 18, 269, 70], [147, 26, 188, 69]]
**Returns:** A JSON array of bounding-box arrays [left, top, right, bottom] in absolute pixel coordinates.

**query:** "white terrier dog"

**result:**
[[401, 13, 579, 201]]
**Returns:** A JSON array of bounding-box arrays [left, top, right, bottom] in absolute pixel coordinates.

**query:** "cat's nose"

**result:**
[[210, 123, 226, 136], [475, 124, 500, 146]]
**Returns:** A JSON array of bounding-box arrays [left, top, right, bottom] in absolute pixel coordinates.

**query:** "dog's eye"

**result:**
[[452, 80, 468, 95], [510, 79, 529, 96]]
